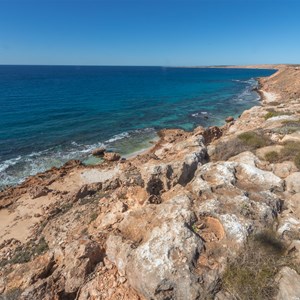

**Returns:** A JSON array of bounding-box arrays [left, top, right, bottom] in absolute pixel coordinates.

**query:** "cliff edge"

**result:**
[[1, 65, 300, 300]]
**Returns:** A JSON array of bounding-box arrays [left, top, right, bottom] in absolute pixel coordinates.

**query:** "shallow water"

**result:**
[[0, 66, 275, 188]]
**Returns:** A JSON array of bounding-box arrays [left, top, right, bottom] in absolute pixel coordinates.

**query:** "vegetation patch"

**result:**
[[257, 141, 300, 168], [238, 131, 268, 148], [89, 212, 98, 223], [295, 152, 300, 169], [211, 130, 271, 161], [222, 230, 288, 300], [264, 151, 280, 163], [0, 237, 49, 267], [264, 111, 289, 120]]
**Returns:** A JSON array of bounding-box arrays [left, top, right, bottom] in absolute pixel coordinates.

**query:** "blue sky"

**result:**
[[0, 0, 299, 66]]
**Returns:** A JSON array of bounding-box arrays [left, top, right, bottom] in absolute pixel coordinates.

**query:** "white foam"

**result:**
[[0, 156, 22, 172], [106, 132, 130, 143]]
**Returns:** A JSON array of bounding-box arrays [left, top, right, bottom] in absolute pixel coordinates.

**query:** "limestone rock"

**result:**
[[236, 163, 284, 192], [281, 131, 300, 143], [225, 116, 234, 123], [29, 186, 51, 199], [276, 267, 300, 300], [104, 152, 121, 162], [106, 195, 208, 300], [285, 172, 300, 193], [272, 161, 298, 178], [92, 146, 106, 156]]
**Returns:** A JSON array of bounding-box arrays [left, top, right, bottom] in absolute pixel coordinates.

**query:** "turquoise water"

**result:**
[[0, 66, 275, 188]]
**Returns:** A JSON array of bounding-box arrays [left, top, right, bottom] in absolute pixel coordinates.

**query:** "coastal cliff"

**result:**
[[1, 65, 300, 299]]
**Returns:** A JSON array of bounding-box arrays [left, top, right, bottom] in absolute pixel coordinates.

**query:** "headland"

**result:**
[[1, 64, 300, 299]]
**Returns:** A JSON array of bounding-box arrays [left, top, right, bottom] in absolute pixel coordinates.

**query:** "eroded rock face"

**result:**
[[106, 195, 205, 300], [140, 134, 208, 201], [2, 65, 300, 300]]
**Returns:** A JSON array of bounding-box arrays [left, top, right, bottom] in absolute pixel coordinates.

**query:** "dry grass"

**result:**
[[210, 131, 271, 161], [264, 151, 280, 163], [259, 142, 300, 169], [222, 230, 288, 300]]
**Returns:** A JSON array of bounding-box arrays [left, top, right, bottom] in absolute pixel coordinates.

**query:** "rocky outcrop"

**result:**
[[1, 65, 300, 300], [106, 195, 206, 300]]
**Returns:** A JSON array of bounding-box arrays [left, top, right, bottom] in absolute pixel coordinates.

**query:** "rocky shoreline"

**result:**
[[1, 64, 300, 299]]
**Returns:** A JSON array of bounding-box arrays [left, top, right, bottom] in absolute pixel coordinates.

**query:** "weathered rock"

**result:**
[[29, 186, 51, 199], [202, 126, 223, 144], [276, 267, 300, 300], [106, 195, 208, 300], [281, 131, 300, 143], [272, 161, 298, 178], [229, 151, 262, 167], [225, 116, 234, 123], [255, 145, 284, 160], [104, 152, 121, 162], [285, 172, 300, 193], [92, 146, 106, 156], [236, 162, 284, 192], [196, 162, 237, 188]]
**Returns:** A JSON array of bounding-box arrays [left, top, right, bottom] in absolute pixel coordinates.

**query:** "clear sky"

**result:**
[[0, 0, 299, 66]]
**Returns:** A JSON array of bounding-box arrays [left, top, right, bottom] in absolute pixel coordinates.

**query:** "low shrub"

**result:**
[[222, 230, 287, 300], [294, 152, 300, 169], [265, 151, 280, 163], [211, 131, 271, 161], [265, 111, 284, 120], [264, 111, 288, 120], [238, 131, 268, 148], [281, 141, 300, 159], [0, 236, 49, 267]]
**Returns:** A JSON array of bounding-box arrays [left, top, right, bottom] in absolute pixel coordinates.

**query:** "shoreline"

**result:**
[[0, 70, 269, 190], [1, 64, 300, 298]]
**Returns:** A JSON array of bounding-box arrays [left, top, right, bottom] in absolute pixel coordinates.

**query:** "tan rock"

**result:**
[[225, 116, 234, 123], [255, 145, 284, 160], [92, 146, 106, 156], [29, 186, 51, 199], [285, 172, 300, 193], [282, 131, 300, 143], [276, 267, 300, 300], [104, 152, 121, 162], [272, 161, 298, 178]]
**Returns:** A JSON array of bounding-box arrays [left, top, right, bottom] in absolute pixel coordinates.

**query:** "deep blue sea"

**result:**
[[0, 65, 275, 188]]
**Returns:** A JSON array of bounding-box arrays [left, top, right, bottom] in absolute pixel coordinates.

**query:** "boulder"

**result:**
[[276, 267, 300, 300], [225, 116, 234, 123], [285, 172, 300, 193], [236, 163, 284, 192], [272, 161, 298, 178], [103, 152, 121, 162], [106, 195, 209, 300], [92, 146, 106, 157]]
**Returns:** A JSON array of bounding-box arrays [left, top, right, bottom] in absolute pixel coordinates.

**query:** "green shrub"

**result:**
[[211, 131, 271, 161], [0, 236, 49, 267], [265, 151, 280, 163], [281, 141, 300, 159], [89, 212, 98, 223], [238, 131, 268, 148], [264, 111, 286, 120], [222, 230, 287, 300], [265, 111, 283, 120]]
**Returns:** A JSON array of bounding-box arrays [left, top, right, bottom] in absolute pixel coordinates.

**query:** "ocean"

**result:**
[[0, 65, 275, 188]]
